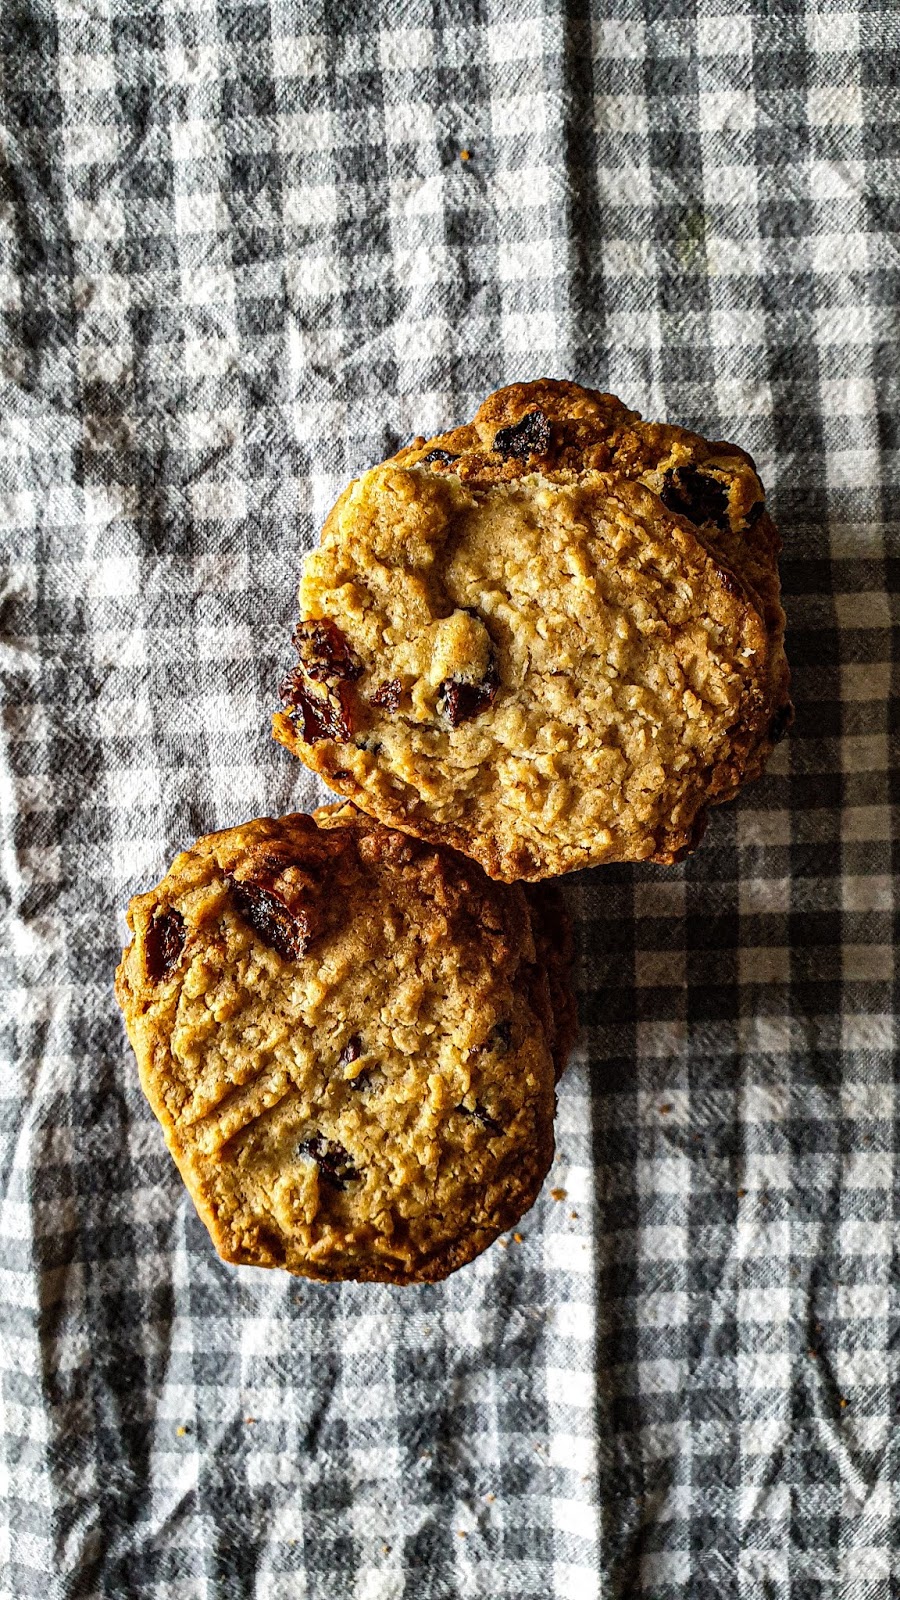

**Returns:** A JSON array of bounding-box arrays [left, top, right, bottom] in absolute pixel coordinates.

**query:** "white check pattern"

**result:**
[[1, 1, 898, 1595]]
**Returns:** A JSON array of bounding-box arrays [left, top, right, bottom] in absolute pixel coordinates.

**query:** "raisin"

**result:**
[[227, 877, 312, 961], [293, 618, 363, 683], [279, 618, 361, 743], [492, 409, 551, 460], [145, 908, 185, 982], [746, 500, 767, 527], [297, 1135, 359, 1189], [457, 1102, 503, 1136], [437, 662, 500, 728], [371, 679, 403, 713], [423, 448, 459, 465], [768, 702, 793, 744], [659, 465, 730, 530], [340, 1035, 371, 1089], [279, 669, 354, 743]]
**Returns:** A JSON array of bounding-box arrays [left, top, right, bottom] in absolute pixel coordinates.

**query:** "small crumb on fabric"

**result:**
[[176, 1425, 188, 1437], [245, 1416, 255, 1425], [513, 1232, 524, 1243], [840, 1398, 849, 1409], [497, 1237, 509, 1248], [485, 1493, 495, 1503], [737, 1188, 747, 1198], [659, 1104, 672, 1115], [459, 149, 471, 161], [551, 1188, 567, 1201], [382, 1545, 392, 1555], [457, 1529, 467, 1538], [570, 1211, 579, 1220]]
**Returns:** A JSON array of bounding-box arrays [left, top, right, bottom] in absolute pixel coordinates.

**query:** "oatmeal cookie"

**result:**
[[115, 806, 572, 1284], [273, 379, 790, 881]]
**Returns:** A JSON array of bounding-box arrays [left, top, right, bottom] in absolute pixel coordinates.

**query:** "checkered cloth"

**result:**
[[1, 1, 897, 1594]]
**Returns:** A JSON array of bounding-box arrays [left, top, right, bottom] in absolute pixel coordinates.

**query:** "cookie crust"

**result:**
[[274, 379, 790, 881], [115, 807, 572, 1284]]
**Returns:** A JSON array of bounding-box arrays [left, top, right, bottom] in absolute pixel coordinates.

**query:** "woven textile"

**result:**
[[1, 1, 898, 1595]]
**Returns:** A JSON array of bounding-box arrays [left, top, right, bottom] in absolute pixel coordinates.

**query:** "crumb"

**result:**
[[737, 1188, 747, 1198], [659, 1104, 672, 1115], [485, 1493, 495, 1503], [458, 1529, 467, 1538], [513, 1232, 524, 1243], [382, 1545, 391, 1555], [840, 1398, 848, 1409], [245, 1416, 255, 1425], [570, 1211, 579, 1220], [551, 1188, 567, 1201], [497, 1237, 509, 1248], [176, 1425, 188, 1437], [459, 149, 471, 161]]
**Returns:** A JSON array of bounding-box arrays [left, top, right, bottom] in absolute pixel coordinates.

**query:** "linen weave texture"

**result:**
[[1, 1, 898, 1596]]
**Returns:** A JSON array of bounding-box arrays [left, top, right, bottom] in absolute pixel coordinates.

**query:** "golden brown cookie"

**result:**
[[273, 379, 790, 881], [114, 806, 573, 1284]]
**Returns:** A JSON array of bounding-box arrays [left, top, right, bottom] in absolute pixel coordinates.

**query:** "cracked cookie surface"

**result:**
[[115, 806, 572, 1284], [273, 379, 790, 881]]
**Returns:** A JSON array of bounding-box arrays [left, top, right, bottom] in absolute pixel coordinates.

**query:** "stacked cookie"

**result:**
[[116, 380, 788, 1284], [116, 809, 574, 1283]]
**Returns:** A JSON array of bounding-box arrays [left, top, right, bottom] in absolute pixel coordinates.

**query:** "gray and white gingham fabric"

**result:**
[[1, 1, 898, 1595]]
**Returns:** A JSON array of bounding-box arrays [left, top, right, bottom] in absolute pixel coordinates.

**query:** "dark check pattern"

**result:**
[[0, 1, 898, 1595]]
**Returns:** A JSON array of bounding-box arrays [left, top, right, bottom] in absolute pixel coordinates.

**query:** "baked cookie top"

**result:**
[[274, 379, 790, 881], [115, 806, 569, 1284]]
